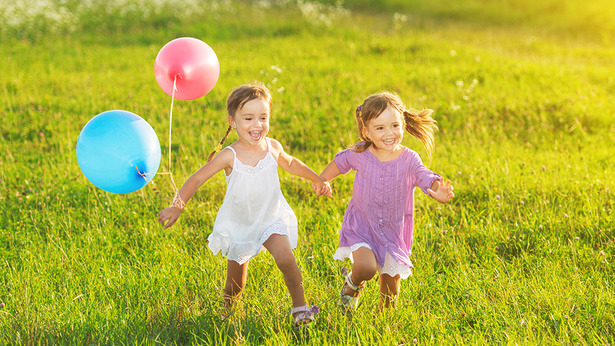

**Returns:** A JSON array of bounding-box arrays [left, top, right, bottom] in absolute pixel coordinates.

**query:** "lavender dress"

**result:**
[[332, 146, 441, 279]]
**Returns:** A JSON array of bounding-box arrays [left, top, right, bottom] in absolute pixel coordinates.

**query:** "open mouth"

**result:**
[[382, 138, 396, 146], [249, 131, 263, 141]]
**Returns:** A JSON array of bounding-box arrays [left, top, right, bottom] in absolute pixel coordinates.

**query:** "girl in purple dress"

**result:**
[[320, 91, 455, 313]]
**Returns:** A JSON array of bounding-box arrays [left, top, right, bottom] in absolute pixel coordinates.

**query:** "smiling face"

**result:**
[[229, 97, 270, 146], [362, 106, 405, 152]]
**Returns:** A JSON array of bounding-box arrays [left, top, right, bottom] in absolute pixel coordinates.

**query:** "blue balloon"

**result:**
[[76, 110, 161, 194]]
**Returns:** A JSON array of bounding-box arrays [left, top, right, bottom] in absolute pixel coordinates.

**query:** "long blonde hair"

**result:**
[[207, 82, 272, 161], [352, 91, 438, 157]]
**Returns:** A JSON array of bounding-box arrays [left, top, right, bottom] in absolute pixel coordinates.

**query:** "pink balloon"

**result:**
[[154, 37, 220, 100]]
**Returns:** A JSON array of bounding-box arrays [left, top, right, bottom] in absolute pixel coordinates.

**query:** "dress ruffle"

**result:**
[[334, 243, 412, 280], [208, 221, 291, 265]]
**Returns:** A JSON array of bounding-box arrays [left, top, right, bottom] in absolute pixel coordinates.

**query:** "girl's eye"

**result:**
[[376, 127, 384, 131]]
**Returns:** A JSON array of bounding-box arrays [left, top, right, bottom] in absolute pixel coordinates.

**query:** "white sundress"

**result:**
[[207, 138, 299, 264]]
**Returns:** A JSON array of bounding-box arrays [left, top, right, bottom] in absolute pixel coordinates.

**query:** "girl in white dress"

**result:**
[[158, 82, 331, 329]]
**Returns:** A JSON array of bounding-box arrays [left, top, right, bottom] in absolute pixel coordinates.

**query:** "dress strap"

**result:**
[[224, 146, 237, 160], [264, 137, 277, 164]]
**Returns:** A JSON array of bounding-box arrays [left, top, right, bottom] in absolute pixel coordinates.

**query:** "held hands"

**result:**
[[427, 178, 455, 203], [158, 206, 182, 229], [312, 176, 332, 198]]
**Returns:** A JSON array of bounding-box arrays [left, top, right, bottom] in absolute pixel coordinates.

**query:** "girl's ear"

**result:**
[[228, 115, 235, 128]]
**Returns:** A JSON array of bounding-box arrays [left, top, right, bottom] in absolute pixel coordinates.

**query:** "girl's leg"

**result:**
[[263, 234, 306, 308], [224, 259, 249, 309], [378, 273, 401, 311], [343, 247, 378, 297]]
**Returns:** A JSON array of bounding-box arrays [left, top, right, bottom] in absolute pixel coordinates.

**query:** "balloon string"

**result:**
[[169, 76, 176, 176], [136, 166, 175, 188], [135, 75, 179, 194], [167, 75, 179, 193], [135, 165, 156, 184]]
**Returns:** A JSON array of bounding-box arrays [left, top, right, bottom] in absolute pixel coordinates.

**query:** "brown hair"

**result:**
[[207, 82, 272, 162], [352, 91, 437, 157]]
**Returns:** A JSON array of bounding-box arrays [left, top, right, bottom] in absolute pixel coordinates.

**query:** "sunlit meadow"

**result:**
[[1, 0, 614, 344]]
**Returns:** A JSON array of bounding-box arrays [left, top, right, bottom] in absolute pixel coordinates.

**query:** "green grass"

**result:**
[[1, 0, 614, 344]]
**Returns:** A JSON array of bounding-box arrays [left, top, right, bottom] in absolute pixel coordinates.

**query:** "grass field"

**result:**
[[1, 0, 614, 344]]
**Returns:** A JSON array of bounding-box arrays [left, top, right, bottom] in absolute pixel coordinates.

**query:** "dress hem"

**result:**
[[208, 222, 294, 265], [333, 244, 413, 279]]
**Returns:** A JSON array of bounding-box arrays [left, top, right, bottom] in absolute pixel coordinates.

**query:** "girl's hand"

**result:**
[[158, 206, 182, 229], [312, 177, 332, 198], [427, 178, 455, 203]]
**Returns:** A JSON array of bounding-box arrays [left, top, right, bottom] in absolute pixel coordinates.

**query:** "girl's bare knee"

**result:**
[[353, 262, 378, 282]]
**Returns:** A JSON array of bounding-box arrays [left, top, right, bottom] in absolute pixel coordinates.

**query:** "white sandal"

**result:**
[[338, 269, 363, 314], [291, 305, 319, 330]]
